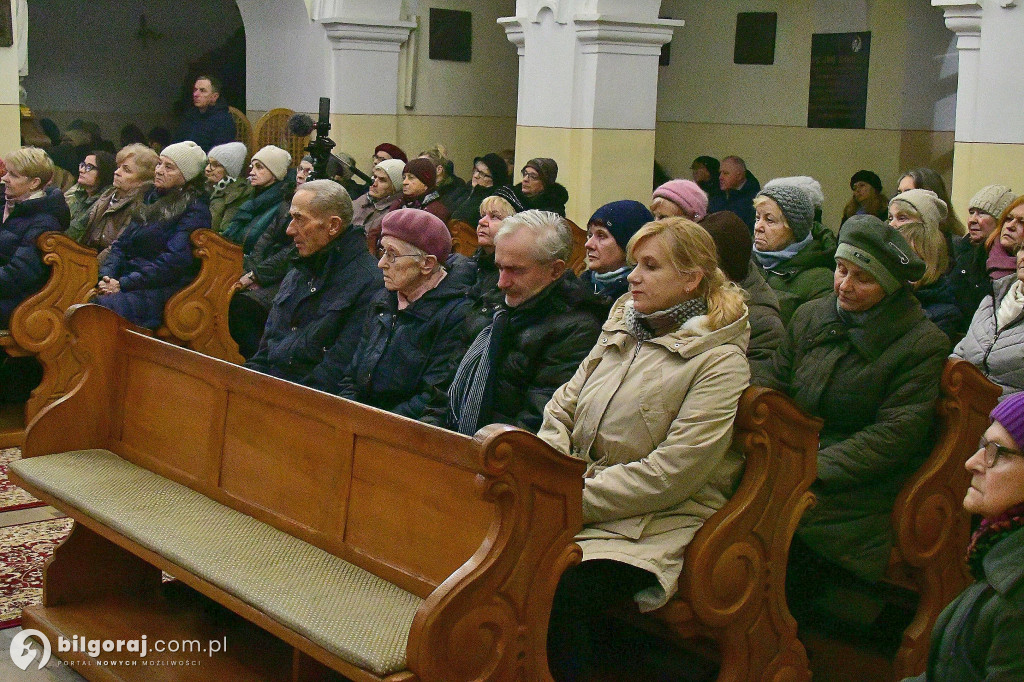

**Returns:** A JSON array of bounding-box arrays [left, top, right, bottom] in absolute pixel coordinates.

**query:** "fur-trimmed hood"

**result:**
[[133, 181, 208, 225]]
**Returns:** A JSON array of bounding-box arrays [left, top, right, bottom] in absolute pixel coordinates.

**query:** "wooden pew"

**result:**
[[447, 219, 479, 257], [621, 387, 822, 681], [564, 218, 587, 275], [0, 232, 97, 446], [885, 358, 1000, 680], [156, 228, 245, 365], [10, 304, 585, 681]]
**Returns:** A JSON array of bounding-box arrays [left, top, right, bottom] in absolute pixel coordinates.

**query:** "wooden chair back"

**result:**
[[253, 108, 309, 168], [228, 106, 253, 157], [447, 220, 479, 257], [886, 358, 1000, 679], [626, 386, 822, 681], [565, 218, 587, 275]]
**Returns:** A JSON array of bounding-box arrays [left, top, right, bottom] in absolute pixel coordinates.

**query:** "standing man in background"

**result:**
[[173, 75, 237, 152]]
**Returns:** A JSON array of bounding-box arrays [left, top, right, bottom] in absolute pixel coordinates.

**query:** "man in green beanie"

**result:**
[[756, 214, 950, 629]]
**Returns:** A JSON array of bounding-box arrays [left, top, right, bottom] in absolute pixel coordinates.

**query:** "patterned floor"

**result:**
[[0, 448, 45, 514]]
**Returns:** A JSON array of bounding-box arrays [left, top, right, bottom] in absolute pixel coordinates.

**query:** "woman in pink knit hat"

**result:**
[[650, 179, 709, 222]]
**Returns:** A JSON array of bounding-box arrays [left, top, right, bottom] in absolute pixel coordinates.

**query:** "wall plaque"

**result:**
[[808, 32, 871, 129]]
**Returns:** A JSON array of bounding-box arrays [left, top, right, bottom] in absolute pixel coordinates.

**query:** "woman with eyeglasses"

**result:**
[[64, 151, 115, 242], [449, 153, 510, 224], [354, 159, 404, 254], [304, 208, 470, 419], [513, 157, 569, 217], [900, 391, 1024, 681], [954, 236, 1024, 398], [221, 145, 291, 254], [757, 215, 949, 627], [1, 147, 71, 403], [80, 143, 159, 263], [93, 141, 211, 330]]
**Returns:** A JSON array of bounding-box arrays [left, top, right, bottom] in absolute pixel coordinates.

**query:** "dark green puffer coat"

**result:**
[[756, 288, 949, 581], [761, 222, 837, 324]]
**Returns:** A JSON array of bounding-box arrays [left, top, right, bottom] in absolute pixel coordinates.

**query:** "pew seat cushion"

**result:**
[[12, 449, 422, 676]]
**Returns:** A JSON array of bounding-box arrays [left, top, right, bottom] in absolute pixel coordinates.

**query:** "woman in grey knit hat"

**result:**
[[752, 181, 835, 324], [950, 185, 1018, 318]]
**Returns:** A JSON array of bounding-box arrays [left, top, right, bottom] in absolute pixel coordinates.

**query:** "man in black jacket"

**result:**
[[244, 179, 382, 384], [173, 75, 237, 152], [426, 209, 608, 434]]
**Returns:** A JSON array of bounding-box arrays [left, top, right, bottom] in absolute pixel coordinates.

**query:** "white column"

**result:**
[[498, 0, 682, 221], [932, 1, 983, 142], [318, 0, 415, 116]]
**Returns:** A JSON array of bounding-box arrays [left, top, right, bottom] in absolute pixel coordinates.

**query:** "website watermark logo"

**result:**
[[9, 629, 51, 670]]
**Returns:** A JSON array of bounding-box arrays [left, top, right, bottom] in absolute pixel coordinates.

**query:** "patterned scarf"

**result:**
[[966, 501, 1024, 579], [209, 176, 234, 199], [447, 308, 509, 435], [624, 298, 707, 342]]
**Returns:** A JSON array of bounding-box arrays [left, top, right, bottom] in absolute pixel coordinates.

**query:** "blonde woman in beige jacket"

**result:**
[[540, 216, 750, 680]]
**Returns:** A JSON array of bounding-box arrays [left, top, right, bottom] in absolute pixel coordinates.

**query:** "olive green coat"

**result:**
[[539, 295, 750, 611], [756, 289, 949, 582], [903, 526, 1024, 682], [761, 223, 838, 324], [209, 177, 252, 233]]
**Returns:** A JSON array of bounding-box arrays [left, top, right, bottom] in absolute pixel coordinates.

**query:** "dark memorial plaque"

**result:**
[[429, 8, 471, 62], [808, 32, 871, 129], [0, 0, 12, 48]]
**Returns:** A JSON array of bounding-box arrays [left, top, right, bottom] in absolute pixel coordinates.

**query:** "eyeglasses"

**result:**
[[978, 436, 1022, 468], [372, 154, 388, 164], [79, 162, 97, 172], [377, 249, 422, 264], [521, 171, 541, 181], [472, 168, 492, 179]]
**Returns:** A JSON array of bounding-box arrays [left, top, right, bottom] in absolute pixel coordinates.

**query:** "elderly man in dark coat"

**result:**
[[423, 209, 607, 434], [305, 209, 470, 419], [245, 179, 382, 384], [756, 215, 949, 626]]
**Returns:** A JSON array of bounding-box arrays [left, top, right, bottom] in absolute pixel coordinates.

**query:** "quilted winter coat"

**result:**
[[953, 273, 1024, 398], [0, 188, 71, 326], [96, 185, 211, 330], [756, 289, 948, 582], [539, 294, 750, 611]]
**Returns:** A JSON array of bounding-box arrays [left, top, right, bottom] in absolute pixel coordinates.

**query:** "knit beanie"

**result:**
[[207, 142, 248, 179], [475, 153, 510, 188], [493, 185, 524, 213], [159, 141, 207, 182], [692, 156, 720, 178], [836, 214, 926, 294], [757, 182, 815, 241], [380, 208, 452, 263], [251, 145, 291, 181], [653, 180, 709, 221], [991, 391, 1024, 450], [969, 185, 1017, 219], [403, 158, 437, 190], [765, 176, 825, 212], [374, 143, 408, 164], [890, 188, 948, 233], [523, 158, 558, 188], [850, 170, 883, 195], [700, 211, 753, 282], [375, 159, 406, 192], [588, 200, 655, 252]]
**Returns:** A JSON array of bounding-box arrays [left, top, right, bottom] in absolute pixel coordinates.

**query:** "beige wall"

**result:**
[[655, 0, 956, 230]]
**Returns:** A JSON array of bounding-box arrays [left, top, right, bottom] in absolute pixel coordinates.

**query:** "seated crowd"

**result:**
[[3, 120, 1024, 680]]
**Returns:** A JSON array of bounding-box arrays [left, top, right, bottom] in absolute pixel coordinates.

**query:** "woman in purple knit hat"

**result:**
[[902, 391, 1024, 680]]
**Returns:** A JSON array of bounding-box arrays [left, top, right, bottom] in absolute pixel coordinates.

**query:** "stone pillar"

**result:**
[[0, 3, 22, 155], [500, 1, 681, 224], [933, 0, 1024, 216], [317, 0, 415, 171]]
